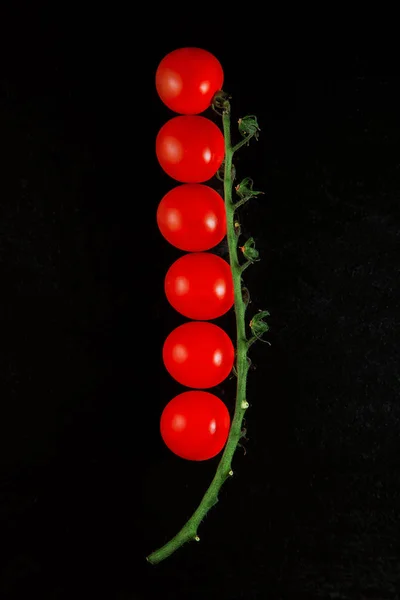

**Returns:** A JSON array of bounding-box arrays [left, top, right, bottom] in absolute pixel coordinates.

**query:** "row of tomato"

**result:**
[[155, 48, 235, 461]]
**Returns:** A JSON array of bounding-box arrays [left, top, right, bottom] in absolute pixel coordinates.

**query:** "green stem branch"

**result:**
[[234, 197, 251, 210], [232, 134, 253, 154], [240, 260, 253, 274], [146, 99, 250, 565]]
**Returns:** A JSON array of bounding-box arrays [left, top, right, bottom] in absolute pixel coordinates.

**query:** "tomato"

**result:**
[[164, 252, 234, 320], [156, 184, 226, 252], [163, 321, 235, 389], [155, 47, 224, 115], [160, 390, 230, 461], [156, 116, 225, 183]]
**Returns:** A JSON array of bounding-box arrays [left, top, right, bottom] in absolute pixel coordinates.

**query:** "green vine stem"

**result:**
[[146, 92, 268, 565]]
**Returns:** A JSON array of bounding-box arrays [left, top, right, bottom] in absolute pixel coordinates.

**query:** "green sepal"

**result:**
[[249, 310, 270, 339], [235, 177, 264, 200], [238, 115, 261, 141], [240, 237, 259, 262]]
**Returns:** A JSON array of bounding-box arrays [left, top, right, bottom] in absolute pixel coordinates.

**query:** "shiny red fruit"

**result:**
[[156, 184, 226, 251], [155, 47, 224, 115], [164, 252, 234, 320], [162, 321, 235, 389], [160, 390, 230, 461], [156, 116, 225, 183]]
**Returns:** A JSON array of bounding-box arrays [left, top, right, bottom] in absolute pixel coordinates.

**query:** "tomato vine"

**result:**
[[146, 80, 270, 564]]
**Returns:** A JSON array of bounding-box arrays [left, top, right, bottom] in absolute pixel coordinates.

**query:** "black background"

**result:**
[[1, 10, 400, 599]]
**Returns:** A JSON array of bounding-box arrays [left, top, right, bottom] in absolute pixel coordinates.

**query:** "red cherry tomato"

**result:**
[[160, 390, 230, 461], [157, 184, 227, 251], [164, 252, 234, 320], [162, 321, 235, 389], [155, 47, 224, 115], [156, 116, 225, 183]]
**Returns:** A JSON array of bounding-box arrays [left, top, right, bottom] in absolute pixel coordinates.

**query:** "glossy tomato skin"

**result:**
[[163, 321, 235, 389], [156, 184, 226, 251], [160, 390, 230, 461], [156, 116, 225, 183], [155, 47, 224, 115], [164, 252, 234, 320]]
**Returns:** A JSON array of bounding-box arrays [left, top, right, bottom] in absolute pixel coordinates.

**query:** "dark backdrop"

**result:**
[[1, 11, 399, 600]]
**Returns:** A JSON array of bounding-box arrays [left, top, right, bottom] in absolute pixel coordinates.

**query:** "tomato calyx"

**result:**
[[248, 310, 271, 348], [234, 221, 241, 237], [230, 366, 237, 379], [238, 427, 249, 455], [241, 287, 251, 307], [238, 419, 249, 456], [216, 160, 236, 183], [239, 237, 260, 263], [235, 177, 264, 201], [212, 90, 232, 116], [238, 115, 261, 141]]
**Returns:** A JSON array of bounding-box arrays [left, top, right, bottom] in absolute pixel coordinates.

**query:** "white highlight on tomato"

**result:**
[[172, 414, 187, 432], [208, 418, 217, 434], [212, 350, 223, 366], [166, 209, 182, 231], [175, 276, 189, 295], [164, 136, 183, 163], [202, 148, 212, 163], [199, 81, 210, 94], [214, 279, 226, 298], [204, 213, 217, 231], [172, 344, 188, 363], [163, 69, 183, 97]]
